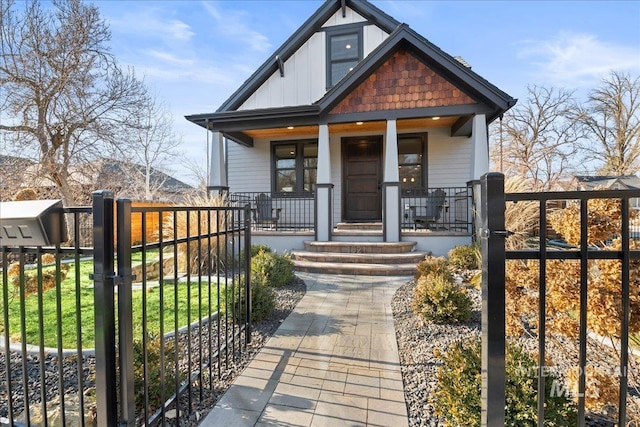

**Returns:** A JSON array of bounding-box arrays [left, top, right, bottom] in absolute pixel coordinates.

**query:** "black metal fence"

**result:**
[[481, 173, 636, 427], [0, 191, 252, 426], [230, 191, 315, 231], [401, 186, 472, 232]]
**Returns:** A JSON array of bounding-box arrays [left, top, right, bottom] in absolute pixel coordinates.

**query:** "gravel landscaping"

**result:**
[[391, 275, 640, 427]]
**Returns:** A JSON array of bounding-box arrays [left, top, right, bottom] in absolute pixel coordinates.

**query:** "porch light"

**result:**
[[411, 177, 415, 182], [287, 126, 294, 129], [432, 116, 441, 120], [346, 44, 352, 49], [356, 121, 363, 125], [402, 177, 407, 182]]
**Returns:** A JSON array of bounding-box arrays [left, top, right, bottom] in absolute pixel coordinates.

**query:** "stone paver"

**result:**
[[200, 273, 411, 427]]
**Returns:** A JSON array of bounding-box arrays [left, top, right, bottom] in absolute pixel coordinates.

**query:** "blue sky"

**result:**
[[95, 0, 640, 185]]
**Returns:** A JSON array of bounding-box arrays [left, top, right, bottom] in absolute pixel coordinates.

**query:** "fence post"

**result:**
[[244, 204, 252, 344], [480, 173, 506, 427], [116, 199, 135, 426], [92, 191, 118, 426]]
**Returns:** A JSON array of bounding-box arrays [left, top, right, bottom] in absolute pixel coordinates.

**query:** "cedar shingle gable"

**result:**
[[330, 49, 476, 114]]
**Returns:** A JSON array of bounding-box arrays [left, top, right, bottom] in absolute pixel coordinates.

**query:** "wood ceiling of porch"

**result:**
[[243, 116, 460, 139]]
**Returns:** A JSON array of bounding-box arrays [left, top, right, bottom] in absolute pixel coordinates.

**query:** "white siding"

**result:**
[[321, 7, 366, 27], [364, 25, 389, 56], [227, 139, 271, 193], [237, 7, 389, 110], [427, 127, 473, 187]]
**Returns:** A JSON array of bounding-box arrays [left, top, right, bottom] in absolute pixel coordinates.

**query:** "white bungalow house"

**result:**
[[186, 0, 516, 267]]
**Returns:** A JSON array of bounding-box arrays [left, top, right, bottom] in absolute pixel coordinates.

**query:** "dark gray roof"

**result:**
[[574, 175, 640, 190], [97, 160, 193, 194]]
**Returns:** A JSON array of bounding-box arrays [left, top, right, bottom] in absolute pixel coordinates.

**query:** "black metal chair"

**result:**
[[252, 193, 281, 229], [410, 189, 447, 230]]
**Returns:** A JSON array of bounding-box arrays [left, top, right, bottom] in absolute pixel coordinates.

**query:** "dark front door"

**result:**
[[342, 136, 382, 221]]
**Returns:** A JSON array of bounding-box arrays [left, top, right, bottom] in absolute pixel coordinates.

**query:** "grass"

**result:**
[[0, 258, 224, 349]]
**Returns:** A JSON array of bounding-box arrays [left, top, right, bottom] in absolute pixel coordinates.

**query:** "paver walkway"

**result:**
[[200, 272, 411, 427]]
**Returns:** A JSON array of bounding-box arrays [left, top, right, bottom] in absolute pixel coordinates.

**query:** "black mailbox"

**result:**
[[0, 199, 68, 246]]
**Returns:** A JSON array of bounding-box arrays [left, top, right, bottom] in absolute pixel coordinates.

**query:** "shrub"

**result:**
[[448, 244, 480, 270], [433, 340, 576, 427], [415, 256, 453, 281], [412, 273, 472, 323], [239, 244, 272, 267], [12, 188, 37, 201], [132, 335, 179, 413], [7, 261, 70, 296], [223, 276, 275, 323], [251, 250, 294, 287]]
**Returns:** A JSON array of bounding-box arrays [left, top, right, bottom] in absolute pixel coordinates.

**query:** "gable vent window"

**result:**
[[327, 28, 362, 88]]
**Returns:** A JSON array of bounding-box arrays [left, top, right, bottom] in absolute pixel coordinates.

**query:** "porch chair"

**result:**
[[410, 189, 447, 230], [252, 193, 281, 229]]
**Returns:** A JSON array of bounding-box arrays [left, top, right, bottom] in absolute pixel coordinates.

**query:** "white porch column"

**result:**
[[383, 119, 401, 242], [315, 123, 333, 242], [471, 114, 489, 180], [208, 131, 228, 196]]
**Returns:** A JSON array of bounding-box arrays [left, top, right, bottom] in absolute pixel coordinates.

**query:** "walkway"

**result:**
[[200, 272, 411, 427]]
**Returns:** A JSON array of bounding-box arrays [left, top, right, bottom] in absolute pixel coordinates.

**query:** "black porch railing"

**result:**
[[481, 173, 636, 427], [0, 193, 252, 426], [230, 191, 315, 231], [401, 186, 472, 232]]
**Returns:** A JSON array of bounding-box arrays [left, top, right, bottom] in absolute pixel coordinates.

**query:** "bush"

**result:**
[[433, 340, 576, 427], [239, 244, 272, 267], [132, 335, 179, 413], [448, 244, 480, 270], [415, 256, 453, 281], [412, 273, 472, 323], [251, 250, 294, 287], [7, 261, 70, 296], [223, 277, 275, 323]]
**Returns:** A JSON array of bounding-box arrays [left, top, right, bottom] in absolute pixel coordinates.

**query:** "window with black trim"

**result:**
[[272, 140, 318, 194], [326, 28, 362, 88], [398, 134, 427, 191]]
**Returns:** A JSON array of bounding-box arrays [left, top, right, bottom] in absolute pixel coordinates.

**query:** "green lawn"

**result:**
[[0, 258, 225, 349]]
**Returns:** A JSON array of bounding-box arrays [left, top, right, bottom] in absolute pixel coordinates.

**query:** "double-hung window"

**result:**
[[272, 140, 318, 194], [398, 134, 427, 192], [326, 26, 362, 88]]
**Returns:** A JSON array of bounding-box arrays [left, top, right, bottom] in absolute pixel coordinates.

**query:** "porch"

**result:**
[[229, 185, 475, 257]]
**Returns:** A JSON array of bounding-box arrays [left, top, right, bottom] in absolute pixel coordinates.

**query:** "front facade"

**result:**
[[186, 0, 516, 255]]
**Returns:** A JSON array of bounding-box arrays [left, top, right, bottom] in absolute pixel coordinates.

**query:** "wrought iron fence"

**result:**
[[0, 193, 252, 426], [481, 173, 636, 427], [400, 186, 472, 232], [230, 191, 315, 231]]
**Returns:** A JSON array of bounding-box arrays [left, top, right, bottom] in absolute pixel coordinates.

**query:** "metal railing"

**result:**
[[230, 191, 315, 231], [1, 193, 252, 426], [481, 173, 636, 427], [400, 186, 472, 232]]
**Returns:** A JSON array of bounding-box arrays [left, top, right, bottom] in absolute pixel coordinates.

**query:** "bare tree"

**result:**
[[490, 85, 584, 190], [0, 0, 149, 206], [115, 97, 182, 201], [577, 71, 640, 175]]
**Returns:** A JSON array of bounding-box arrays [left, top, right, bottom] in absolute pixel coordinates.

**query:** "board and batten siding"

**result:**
[[321, 7, 366, 27], [238, 7, 389, 111]]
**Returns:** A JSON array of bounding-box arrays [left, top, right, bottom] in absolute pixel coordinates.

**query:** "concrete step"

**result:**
[[335, 222, 383, 231], [303, 240, 416, 254], [293, 259, 418, 276], [291, 250, 428, 265]]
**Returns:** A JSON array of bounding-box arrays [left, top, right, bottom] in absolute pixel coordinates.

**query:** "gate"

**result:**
[[1, 191, 252, 426], [481, 172, 636, 427]]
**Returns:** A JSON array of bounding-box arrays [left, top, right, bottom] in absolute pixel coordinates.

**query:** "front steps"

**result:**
[[291, 240, 429, 276]]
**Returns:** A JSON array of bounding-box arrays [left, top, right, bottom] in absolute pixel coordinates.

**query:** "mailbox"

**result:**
[[0, 199, 68, 246]]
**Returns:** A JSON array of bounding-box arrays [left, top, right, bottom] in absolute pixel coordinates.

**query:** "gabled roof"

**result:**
[[316, 24, 516, 121], [574, 175, 640, 190], [185, 0, 516, 146], [216, 0, 400, 113]]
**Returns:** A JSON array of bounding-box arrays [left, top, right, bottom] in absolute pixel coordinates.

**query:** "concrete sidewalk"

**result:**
[[200, 272, 411, 427]]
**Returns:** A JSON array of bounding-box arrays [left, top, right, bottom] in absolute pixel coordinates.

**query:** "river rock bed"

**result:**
[[391, 278, 639, 427]]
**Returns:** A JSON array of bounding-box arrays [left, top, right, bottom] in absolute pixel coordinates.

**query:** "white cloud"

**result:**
[[108, 8, 194, 44], [517, 32, 640, 88], [201, 2, 272, 53]]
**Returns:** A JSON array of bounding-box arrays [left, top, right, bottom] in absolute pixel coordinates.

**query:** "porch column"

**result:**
[[472, 114, 489, 180], [383, 119, 401, 242], [315, 123, 333, 242], [208, 131, 228, 196]]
